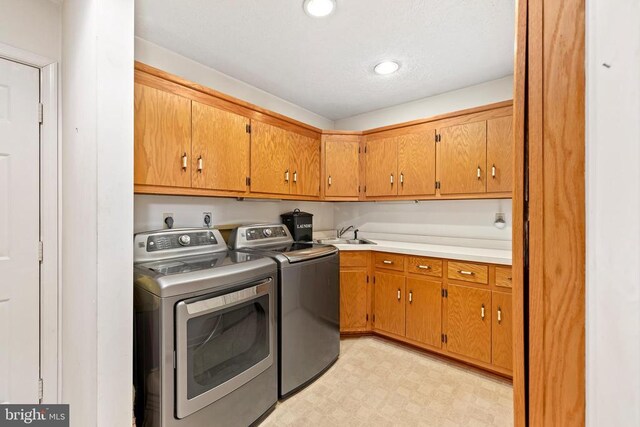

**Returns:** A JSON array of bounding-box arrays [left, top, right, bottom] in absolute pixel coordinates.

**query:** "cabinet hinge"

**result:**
[[358, 185, 361, 193], [364, 185, 367, 193], [366, 313, 369, 322], [364, 146, 367, 154], [246, 177, 251, 186], [435, 181, 441, 190], [358, 147, 361, 154], [441, 334, 447, 344], [441, 288, 448, 298], [38, 103, 43, 124], [245, 124, 251, 134], [372, 314, 375, 323], [38, 378, 43, 400], [366, 275, 369, 283], [373, 276, 376, 284], [38, 241, 43, 263], [435, 133, 441, 142]]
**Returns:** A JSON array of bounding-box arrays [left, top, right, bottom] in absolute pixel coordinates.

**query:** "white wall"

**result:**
[[586, 1, 640, 426], [135, 37, 334, 129], [334, 76, 513, 130], [0, 0, 61, 61], [62, 0, 133, 425], [334, 199, 512, 249], [134, 195, 334, 234]]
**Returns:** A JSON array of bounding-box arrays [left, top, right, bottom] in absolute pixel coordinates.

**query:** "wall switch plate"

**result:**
[[202, 212, 212, 228], [163, 213, 174, 229]]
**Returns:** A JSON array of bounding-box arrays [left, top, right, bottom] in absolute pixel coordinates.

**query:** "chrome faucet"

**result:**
[[337, 225, 354, 238]]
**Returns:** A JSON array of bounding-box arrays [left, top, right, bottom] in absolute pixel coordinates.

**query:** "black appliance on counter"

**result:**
[[280, 209, 313, 242]]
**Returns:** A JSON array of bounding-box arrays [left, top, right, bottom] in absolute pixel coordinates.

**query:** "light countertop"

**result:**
[[331, 239, 512, 265]]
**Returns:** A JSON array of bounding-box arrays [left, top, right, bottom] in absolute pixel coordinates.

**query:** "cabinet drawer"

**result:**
[[447, 261, 488, 284], [495, 266, 513, 288], [340, 251, 369, 268], [374, 252, 404, 271], [406, 256, 443, 278]]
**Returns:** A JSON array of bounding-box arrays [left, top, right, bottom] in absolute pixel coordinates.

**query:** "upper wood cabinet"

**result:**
[[446, 284, 492, 364], [250, 120, 291, 195], [365, 136, 398, 197], [191, 101, 250, 193], [397, 129, 436, 197], [438, 121, 487, 195], [134, 83, 192, 187], [323, 135, 360, 199], [290, 132, 320, 197], [250, 120, 320, 197], [486, 116, 513, 193]]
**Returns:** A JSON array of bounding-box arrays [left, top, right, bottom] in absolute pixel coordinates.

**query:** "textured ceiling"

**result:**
[[135, 0, 515, 120]]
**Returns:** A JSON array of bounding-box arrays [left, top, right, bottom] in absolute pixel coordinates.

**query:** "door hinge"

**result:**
[[38, 378, 43, 400], [38, 103, 43, 124], [246, 124, 251, 134], [246, 176, 251, 186], [435, 181, 441, 190], [435, 133, 441, 142], [38, 241, 43, 263]]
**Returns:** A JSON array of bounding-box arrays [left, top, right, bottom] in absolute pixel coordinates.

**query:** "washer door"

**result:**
[[174, 278, 274, 419]]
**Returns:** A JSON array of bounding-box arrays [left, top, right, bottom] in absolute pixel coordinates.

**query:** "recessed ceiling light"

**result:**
[[374, 61, 400, 75], [303, 0, 336, 17]]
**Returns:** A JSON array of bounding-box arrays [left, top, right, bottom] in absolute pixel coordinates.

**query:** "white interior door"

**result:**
[[0, 57, 41, 403]]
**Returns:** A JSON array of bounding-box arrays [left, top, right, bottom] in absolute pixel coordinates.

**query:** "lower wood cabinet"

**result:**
[[373, 271, 406, 336], [405, 278, 442, 348], [446, 284, 492, 364], [339, 250, 513, 377], [492, 291, 513, 370]]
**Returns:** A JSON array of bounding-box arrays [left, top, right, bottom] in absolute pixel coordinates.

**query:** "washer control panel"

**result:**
[[246, 225, 288, 241]]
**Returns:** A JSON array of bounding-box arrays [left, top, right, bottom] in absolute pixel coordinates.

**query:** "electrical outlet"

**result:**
[[202, 212, 212, 228], [163, 213, 174, 229]]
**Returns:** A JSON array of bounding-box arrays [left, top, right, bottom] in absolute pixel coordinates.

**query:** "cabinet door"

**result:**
[[446, 284, 492, 363], [250, 120, 290, 195], [406, 278, 442, 348], [325, 137, 360, 197], [397, 129, 436, 196], [486, 116, 513, 193], [365, 136, 398, 196], [290, 132, 320, 197], [492, 291, 513, 370], [134, 83, 191, 187], [191, 102, 250, 192], [373, 271, 405, 336], [438, 121, 487, 194], [340, 270, 368, 332]]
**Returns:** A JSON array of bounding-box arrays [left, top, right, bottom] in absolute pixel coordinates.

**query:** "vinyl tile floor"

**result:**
[[261, 336, 513, 427]]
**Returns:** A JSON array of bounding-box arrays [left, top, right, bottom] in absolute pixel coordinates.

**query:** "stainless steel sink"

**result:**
[[315, 238, 376, 245]]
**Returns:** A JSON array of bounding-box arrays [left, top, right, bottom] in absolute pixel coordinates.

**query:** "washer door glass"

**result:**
[[186, 294, 269, 398]]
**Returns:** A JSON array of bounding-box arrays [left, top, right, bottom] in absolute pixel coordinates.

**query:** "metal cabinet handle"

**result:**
[[390, 174, 394, 185], [458, 270, 474, 276], [197, 156, 203, 173], [383, 260, 393, 264], [477, 166, 481, 179], [497, 306, 502, 324], [182, 153, 188, 171], [397, 289, 401, 301], [400, 172, 404, 185], [328, 175, 332, 186], [409, 291, 413, 304], [285, 169, 289, 182], [481, 304, 485, 320], [293, 171, 297, 183], [492, 164, 496, 178], [417, 265, 431, 270]]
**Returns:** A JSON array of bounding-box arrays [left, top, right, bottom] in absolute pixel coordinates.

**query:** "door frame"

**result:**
[[0, 42, 60, 403]]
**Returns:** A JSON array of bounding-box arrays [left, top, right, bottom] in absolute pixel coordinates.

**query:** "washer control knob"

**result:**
[[263, 228, 273, 237], [178, 234, 191, 246]]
